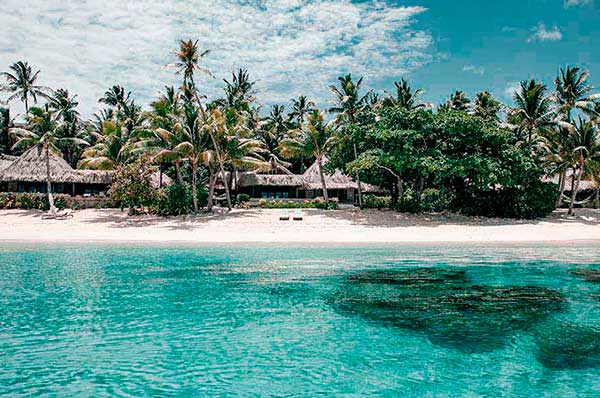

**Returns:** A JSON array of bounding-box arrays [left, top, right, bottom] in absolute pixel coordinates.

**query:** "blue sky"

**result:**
[[1, 0, 599, 116]]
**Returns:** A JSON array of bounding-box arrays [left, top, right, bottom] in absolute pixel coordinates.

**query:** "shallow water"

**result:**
[[1, 244, 599, 397]]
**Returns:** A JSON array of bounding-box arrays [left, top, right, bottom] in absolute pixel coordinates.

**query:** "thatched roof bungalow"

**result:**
[[237, 157, 382, 202], [0, 146, 170, 195]]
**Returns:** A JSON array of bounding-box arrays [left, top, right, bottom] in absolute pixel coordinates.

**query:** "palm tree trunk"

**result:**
[[191, 161, 198, 213], [44, 144, 56, 214], [207, 171, 217, 212], [24, 96, 29, 114], [595, 187, 600, 209], [568, 165, 583, 216], [175, 160, 184, 186], [317, 156, 329, 203], [353, 142, 363, 208], [209, 132, 232, 210], [556, 170, 566, 207]]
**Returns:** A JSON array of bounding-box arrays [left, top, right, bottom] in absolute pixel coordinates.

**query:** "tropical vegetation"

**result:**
[[1, 41, 599, 218]]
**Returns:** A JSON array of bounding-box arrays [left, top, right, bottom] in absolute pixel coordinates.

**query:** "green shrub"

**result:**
[[362, 195, 391, 209], [258, 198, 338, 210], [0, 192, 115, 210], [154, 184, 193, 216], [454, 181, 558, 219], [236, 193, 251, 206], [420, 188, 454, 213]]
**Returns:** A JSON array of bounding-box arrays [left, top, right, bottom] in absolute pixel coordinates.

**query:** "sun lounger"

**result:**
[[42, 209, 73, 220], [293, 209, 303, 221], [279, 209, 290, 221]]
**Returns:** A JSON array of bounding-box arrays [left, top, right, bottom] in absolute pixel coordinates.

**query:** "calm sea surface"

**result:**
[[0, 244, 599, 397]]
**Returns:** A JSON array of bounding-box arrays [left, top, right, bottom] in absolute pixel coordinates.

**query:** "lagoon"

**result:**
[[1, 244, 599, 397]]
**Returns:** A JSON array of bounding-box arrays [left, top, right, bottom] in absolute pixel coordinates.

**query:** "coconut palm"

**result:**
[[289, 95, 315, 126], [169, 39, 212, 100], [10, 106, 87, 213], [222, 69, 256, 111], [0, 61, 50, 113], [79, 120, 137, 170], [512, 79, 554, 150], [259, 105, 290, 157], [383, 78, 425, 110], [329, 74, 370, 207], [474, 91, 502, 122], [280, 110, 337, 203], [49, 89, 84, 167], [99, 85, 131, 114], [447, 90, 472, 112], [554, 65, 598, 122], [558, 118, 600, 215]]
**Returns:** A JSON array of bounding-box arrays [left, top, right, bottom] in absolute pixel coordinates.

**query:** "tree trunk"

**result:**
[[191, 161, 199, 213], [556, 170, 566, 207], [416, 175, 425, 202], [595, 188, 600, 209], [207, 171, 217, 212], [175, 160, 184, 186], [568, 165, 583, 216], [209, 132, 232, 210], [353, 142, 363, 208], [398, 177, 404, 200], [24, 96, 29, 114], [44, 144, 56, 215], [317, 157, 329, 203]]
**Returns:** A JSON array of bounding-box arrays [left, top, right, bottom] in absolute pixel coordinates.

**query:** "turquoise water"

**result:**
[[1, 244, 599, 397]]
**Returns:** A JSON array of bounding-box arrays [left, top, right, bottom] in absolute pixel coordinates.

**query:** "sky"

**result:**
[[1, 0, 599, 117]]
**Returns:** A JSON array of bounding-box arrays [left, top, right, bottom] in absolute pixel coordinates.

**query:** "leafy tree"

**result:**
[[169, 39, 212, 101], [289, 95, 314, 126], [0, 107, 10, 153], [0, 61, 50, 113], [49, 89, 84, 167], [111, 156, 158, 214], [554, 65, 598, 121], [79, 120, 136, 169]]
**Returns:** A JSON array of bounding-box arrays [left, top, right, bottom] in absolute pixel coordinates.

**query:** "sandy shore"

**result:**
[[0, 208, 599, 244]]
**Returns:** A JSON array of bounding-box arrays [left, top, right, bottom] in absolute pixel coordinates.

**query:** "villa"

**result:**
[[0, 146, 168, 196], [236, 157, 382, 203]]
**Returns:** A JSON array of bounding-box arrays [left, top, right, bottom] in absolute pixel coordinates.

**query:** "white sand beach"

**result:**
[[0, 208, 599, 244]]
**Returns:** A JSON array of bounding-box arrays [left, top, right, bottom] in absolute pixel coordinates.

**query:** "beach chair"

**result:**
[[42, 209, 73, 220], [279, 209, 290, 221], [293, 209, 303, 221]]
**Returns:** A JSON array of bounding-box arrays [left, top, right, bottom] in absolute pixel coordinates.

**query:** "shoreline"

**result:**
[[0, 208, 599, 245]]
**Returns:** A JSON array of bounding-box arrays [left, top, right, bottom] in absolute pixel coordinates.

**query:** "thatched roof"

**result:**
[[238, 172, 304, 187], [73, 170, 115, 185], [0, 146, 81, 183], [237, 156, 382, 193], [0, 154, 17, 172]]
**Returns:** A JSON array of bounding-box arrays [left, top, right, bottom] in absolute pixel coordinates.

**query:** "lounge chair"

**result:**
[[279, 209, 290, 221], [293, 209, 303, 221], [42, 209, 73, 220]]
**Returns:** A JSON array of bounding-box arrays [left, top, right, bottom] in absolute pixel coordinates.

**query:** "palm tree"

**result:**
[[99, 85, 131, 114], [558, 118, 600, 215], [169, 39, 212, 99], [329, 74, 370, 207], [512, 79, 554, 150], [289, 95, 314, 126], [383, 78, 425, 110], [222, 69, 256, 111], [554, 65, 598, 122], [177, 103, 210, 212], [0, 61, 50, 113], [281, 110, 337, 203], [79, 120, 137, 170], [49, 89, 83, 167], [259, 105, 290, 158], [474, 91, 502, 122], [447, 90, 471, 112], [10, 106, 87, 213]]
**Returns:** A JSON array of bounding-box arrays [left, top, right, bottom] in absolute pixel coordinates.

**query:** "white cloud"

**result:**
[[0, 0, 432, 116], [527, 23, 563, 42], [565, 0, 593, 7], [504, 82, 520, 99], [462, 65, 485, 75]]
